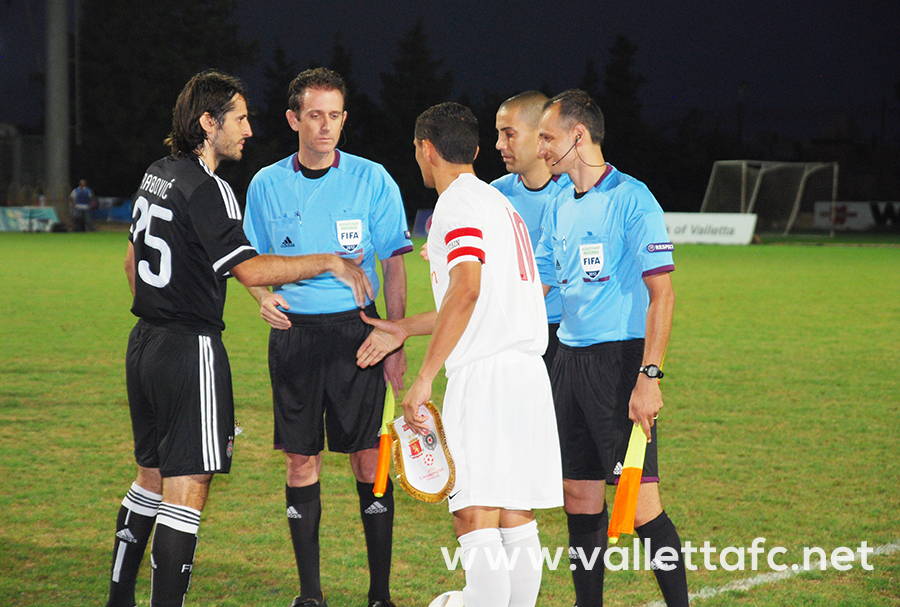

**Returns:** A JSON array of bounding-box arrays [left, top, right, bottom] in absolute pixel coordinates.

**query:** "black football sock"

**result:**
[[636, 511, 689, 607], [107, 482, 161, 607], [567, 504, 608, 607], [286, 483, 323, 601], [150, 503, 200, 607], [357, 479, 393, 601]]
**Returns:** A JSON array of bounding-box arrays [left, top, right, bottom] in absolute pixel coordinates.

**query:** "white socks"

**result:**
[[500, 520, 542, 607], [460, 528, 510, 607], [458, 520, 542, 607]]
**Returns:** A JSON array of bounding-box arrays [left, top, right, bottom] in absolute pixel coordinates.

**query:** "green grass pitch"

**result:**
[[0, 230, 898, 606]]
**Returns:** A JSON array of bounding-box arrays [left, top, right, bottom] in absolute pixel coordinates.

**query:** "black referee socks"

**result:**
[[286, 482, 323, 601], [636, 510, 690, 607], [357, 479, 394, 602], [567, 504, 608, 607]]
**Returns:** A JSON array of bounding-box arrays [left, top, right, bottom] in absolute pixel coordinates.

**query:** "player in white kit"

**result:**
[[356, 102, 563, 607]]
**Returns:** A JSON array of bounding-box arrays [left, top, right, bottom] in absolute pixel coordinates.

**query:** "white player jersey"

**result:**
[[427, 173, 548, 373]]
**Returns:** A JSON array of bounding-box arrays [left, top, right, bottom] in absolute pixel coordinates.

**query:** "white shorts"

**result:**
[[442, 349, 564, 513]]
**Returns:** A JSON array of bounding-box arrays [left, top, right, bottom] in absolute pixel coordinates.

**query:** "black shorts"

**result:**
[[550, 339, 659, 484], [269, 304, 385, 455], [126, 320, 236, 477], [543, 322, 561, 371]]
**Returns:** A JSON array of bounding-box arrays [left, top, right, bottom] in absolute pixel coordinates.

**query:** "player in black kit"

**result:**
[[105, 70, 373, 607]]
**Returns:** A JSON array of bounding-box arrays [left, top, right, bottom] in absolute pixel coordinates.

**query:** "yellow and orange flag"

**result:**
[[609, 356, 666, 544], [373, 387, 396, 497], [607, 423, 647, 544]]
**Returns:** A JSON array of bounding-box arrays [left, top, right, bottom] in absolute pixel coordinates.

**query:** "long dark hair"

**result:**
[[164, 70, 247, 156]]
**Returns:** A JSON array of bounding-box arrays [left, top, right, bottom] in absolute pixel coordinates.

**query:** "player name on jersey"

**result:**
[[139, 173, 175, 199]]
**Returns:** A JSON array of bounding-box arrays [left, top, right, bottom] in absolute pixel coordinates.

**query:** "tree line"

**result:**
[[74, 0, 899, 219]]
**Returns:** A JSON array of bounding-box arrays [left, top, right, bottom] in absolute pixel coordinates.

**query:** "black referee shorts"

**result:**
[[126, 320, 236, 477], [543, 322, 561, 371], [269, 304, 385, 455], [550, 338, 659, 484]]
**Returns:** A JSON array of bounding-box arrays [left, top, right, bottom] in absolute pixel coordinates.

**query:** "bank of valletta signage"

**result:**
[[665, 213, 757, 245]]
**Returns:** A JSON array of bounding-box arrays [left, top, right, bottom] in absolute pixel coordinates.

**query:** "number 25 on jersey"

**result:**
[[132, 195, 174, 288]]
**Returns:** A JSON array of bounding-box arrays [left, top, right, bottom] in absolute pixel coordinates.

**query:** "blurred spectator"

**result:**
[[70, 179, 97, 231]]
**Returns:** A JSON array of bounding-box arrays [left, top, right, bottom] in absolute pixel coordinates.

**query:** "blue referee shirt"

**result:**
[[243, 150, 413, 314], [491, 172, 568, 324], [535, 165, 674, 347]]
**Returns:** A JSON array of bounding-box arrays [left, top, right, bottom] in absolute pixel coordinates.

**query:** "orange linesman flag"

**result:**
[[607, 423, 647, 545], [373, 387, 396, 497]]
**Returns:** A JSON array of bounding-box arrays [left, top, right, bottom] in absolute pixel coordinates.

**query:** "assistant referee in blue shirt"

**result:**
[[535, 90, 689, 607]]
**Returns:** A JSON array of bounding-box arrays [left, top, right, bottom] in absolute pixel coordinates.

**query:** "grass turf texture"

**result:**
[[0, 231, 898, 606]]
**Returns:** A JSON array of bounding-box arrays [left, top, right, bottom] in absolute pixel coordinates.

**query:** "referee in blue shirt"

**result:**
[[535, 90, 689, 607], [243, 68, 412, 607]]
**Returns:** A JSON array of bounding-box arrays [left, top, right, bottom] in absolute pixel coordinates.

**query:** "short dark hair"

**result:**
[[288, 67, 348, 113], [499, 90, 549, 129], [414, 102, 479, 165], [165, 70, 247, 156], [544, 89, 605, 146]]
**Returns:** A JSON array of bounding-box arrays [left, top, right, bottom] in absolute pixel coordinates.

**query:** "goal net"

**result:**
[[700, 160, 838, 234]]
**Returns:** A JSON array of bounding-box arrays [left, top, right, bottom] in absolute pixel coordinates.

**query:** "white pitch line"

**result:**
[[642, 540, 900, 606]]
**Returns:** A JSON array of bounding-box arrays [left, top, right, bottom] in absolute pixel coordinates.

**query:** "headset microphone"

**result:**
[[552, 135, 581, 166]]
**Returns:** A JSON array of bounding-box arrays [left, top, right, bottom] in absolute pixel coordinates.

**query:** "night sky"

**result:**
[[2, 0, 899, 140]]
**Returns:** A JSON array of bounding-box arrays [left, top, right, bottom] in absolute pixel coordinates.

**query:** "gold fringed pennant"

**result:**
[[388, 401, 455, 503]]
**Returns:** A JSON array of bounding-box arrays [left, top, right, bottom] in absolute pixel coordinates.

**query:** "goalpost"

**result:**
[[700, 160, 839, 235]]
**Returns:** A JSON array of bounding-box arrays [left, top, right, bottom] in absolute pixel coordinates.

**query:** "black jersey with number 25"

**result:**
[[129, 155, 257, 332]]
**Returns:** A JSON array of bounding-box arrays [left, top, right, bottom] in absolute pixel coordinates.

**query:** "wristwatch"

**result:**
[[639, 364, 664, 379]]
